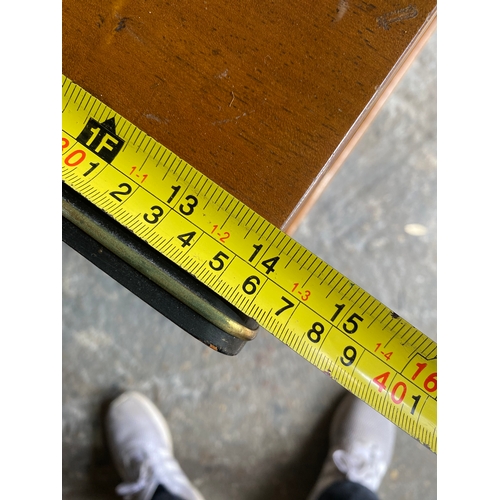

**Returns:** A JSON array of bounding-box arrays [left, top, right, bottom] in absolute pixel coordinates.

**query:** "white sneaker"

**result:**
[[106, 391, 205, 500], [307, 392, 396, 500]]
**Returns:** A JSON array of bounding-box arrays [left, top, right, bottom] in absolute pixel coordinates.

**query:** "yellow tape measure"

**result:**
[[62, 75, 437, 453]]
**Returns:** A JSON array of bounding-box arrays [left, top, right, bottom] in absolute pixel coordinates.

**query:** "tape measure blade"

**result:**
[[62, 76, 437, 453]]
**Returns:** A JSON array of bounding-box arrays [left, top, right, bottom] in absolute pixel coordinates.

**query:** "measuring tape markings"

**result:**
[[62, 76, 437, 452]]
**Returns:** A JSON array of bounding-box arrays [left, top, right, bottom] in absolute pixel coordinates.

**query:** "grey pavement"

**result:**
[[62, 32, 437, 500]]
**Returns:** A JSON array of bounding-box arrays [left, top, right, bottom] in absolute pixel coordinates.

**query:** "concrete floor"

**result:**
[[62, 32, 437, 500]]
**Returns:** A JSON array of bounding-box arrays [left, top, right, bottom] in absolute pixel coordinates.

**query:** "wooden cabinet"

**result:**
[[63, 0, 436, 233]]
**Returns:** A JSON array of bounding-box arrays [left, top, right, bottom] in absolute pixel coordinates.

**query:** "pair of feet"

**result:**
[[106, 391, 396, 500]]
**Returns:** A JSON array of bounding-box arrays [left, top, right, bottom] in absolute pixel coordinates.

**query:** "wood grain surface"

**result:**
[[63, 0, 436, 231]]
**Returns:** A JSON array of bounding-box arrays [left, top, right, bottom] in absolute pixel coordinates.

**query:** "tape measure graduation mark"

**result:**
[[62, 75, 437, 453]]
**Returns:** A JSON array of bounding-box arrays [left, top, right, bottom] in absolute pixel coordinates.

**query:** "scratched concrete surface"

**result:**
[[62, 31, 437, 500]]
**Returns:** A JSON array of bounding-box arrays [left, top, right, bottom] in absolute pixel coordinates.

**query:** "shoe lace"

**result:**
[[332, 442, 387, 492], [115, 452, 151, 497], [115, 446, 195, 500]]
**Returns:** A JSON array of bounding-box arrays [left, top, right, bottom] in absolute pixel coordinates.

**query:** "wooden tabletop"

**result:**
[[63, 0, 436, 232]]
